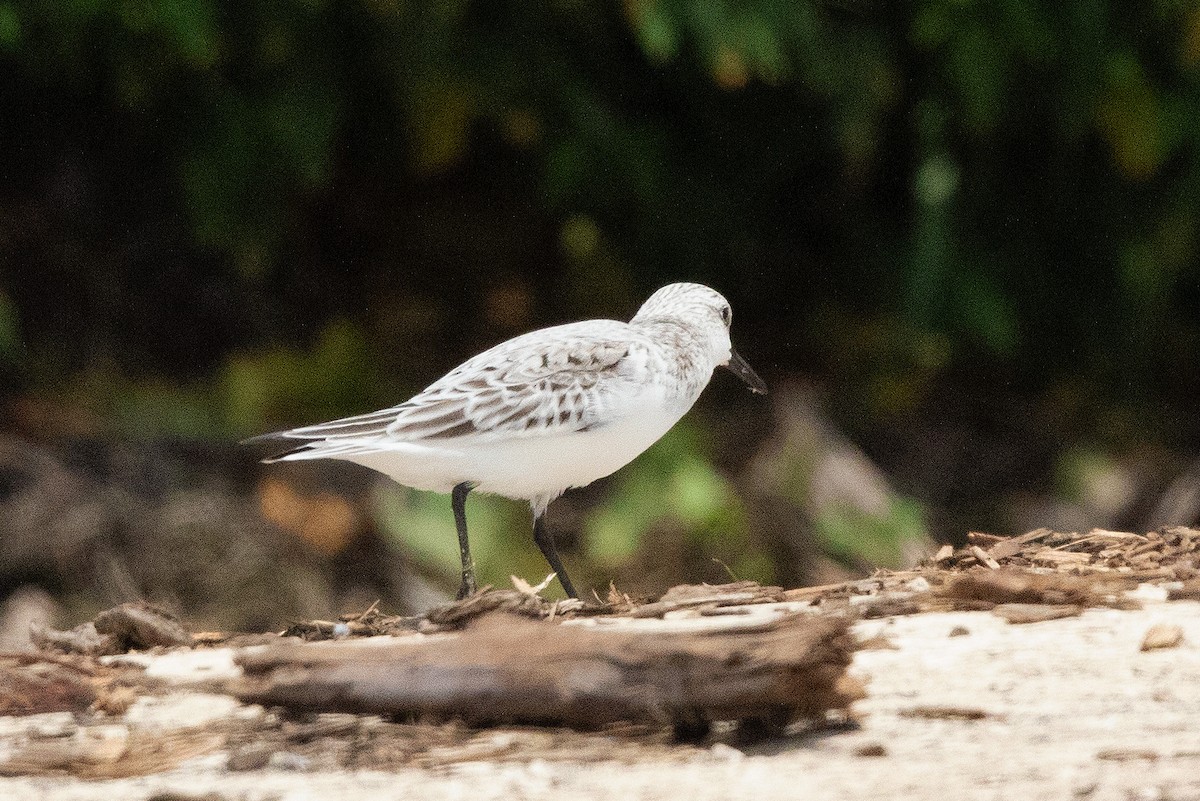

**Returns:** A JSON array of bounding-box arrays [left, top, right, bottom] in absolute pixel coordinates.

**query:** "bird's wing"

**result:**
[[258, 321, 648, 448]]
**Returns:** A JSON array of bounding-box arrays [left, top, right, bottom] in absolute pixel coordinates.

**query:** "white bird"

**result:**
[[246, 282, 767, 599]]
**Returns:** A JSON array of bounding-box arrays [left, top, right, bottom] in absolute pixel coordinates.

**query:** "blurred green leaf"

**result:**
[[0, 2, 20, 50], [672, 455, 730, 525], [407, 76, 476, 174], [375, 487, 543, 592], [1096, 52, 1165, 179], [953, 268, 1019, 355], [221, 320, 385, 434], [583, 423, 765, 582], [629, 2, 680, 63], [814, 498, 926, 569]]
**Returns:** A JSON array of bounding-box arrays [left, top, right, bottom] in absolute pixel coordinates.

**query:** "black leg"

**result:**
[[532, 512, 578, 599], [452, 482, 477, 599]]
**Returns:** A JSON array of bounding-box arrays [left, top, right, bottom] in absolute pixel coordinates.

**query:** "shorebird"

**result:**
[[246, 282, 767, 599]]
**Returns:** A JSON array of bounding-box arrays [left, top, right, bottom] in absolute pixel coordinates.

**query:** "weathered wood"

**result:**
[[991, 603, 1083, 624], [987, 528, 1053, 560], [30, 603, 191, 655], [234, 612, 860, 730], [969, 545, 1000, 570], [1029, 550, 1092, 565], [626, 581, 784, 619], [94, 603, 192, 649], [0, 667, 96, 716], [942, 570, 1130, 607]]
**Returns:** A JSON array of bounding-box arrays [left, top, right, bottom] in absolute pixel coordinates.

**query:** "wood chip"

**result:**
[[969, 546, 1000, 570], [943, 571, 1111, 607], [629, 593, 762, 619], [967, 532, 1004, 546], [423, 589, 554, 628], [658, 581, 784, 604], [1126, 540, 1166, 559], [988, 528, 1053, 560], [919, 525, 1198, 583], [93, 604, 192, 649], [898, 706, 991, 721], [1030, 550, 1093, 565], [32, 603, 192, 655], [781, 582, 856, 601], [1140, 624, 1185, 651], [1096, 748, 1160, 762], [1085, 528, 1147, 542]]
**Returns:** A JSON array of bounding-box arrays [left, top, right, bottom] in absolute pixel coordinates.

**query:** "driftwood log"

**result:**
[[234, 612, 860, 731]]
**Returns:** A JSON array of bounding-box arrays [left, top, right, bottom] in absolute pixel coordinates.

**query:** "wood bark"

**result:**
[[235, 612, 859, 729]]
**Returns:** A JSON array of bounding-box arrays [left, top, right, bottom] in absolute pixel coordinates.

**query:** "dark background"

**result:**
[[2, 0, 1199, 625]]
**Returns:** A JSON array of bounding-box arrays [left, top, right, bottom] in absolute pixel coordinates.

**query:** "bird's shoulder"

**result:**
[[435, 319, 648, 389]]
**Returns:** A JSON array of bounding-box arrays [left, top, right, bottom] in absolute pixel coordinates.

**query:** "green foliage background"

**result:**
[[2, 0, 1199, 591]]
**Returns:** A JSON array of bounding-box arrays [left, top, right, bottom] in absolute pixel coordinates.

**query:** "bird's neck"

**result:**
[[632, 319, 714, 400]]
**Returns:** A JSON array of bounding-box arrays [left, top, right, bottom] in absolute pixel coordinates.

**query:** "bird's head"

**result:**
[[632, 282, 767, 394]]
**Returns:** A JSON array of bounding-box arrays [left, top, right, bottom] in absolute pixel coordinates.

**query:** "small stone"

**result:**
[[855, 742, 887, 757], [1140, 624, 1184, 651], [905, 577, 931, 593], [948, 626, 970, 637]]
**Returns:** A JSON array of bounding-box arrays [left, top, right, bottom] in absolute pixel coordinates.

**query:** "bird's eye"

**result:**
[[719, 306, 731, 326]]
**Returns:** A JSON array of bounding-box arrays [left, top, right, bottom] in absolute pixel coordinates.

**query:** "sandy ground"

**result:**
[[3, 597, 1199, 801]]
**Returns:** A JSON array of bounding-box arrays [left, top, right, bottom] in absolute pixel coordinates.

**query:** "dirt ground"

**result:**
[[3, 528, 1200, 800]]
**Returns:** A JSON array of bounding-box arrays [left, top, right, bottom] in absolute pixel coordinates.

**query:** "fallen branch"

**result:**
[[234, 612, 861, 731]]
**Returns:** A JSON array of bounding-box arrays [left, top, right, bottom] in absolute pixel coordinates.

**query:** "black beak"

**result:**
[[724, 349, 768, 394]]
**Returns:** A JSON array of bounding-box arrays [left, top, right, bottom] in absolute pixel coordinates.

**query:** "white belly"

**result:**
[[342, 406, 686, 502]]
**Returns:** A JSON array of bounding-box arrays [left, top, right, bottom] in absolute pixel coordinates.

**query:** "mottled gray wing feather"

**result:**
[[274, 321, 642, 445]]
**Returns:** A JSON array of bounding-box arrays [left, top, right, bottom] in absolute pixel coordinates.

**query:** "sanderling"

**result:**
[[245, 282, 766, 600]]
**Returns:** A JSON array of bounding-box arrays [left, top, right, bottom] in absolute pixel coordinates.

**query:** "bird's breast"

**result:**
[[465, 398, 686, 500]]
